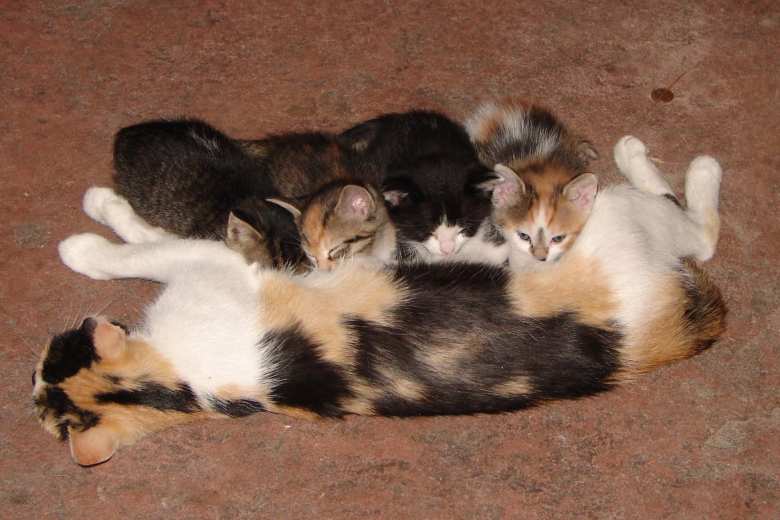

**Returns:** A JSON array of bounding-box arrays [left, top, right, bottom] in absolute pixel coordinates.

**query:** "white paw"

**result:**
[[83, 187, 123, 224], [688, 155, 722, 185], [58, 233, 115, 280], [685, 155, 722, 211], [613, 135, 648, 173]]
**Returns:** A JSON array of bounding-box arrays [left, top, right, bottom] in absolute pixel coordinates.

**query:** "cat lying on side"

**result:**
[[466, 99, 599, 270], [112, 111, 504, 271], [33, 136, 726, 466]]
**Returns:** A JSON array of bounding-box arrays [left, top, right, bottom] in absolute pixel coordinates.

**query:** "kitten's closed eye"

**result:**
[[327, 246, 349, 261]]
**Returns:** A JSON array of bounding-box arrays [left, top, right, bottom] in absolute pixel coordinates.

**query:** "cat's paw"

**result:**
[[685, 155, 722, 212], [59, 233, 115, 280], [83, 187, 125, 225], [613, 135, 648, 174]]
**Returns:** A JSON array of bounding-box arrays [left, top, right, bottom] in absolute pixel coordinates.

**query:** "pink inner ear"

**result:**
[[568, 180, 597, 209], [338, 186, 374, 220], [383, 190, 406, 207], [93, 321, 126, 360], [492, 180, 518, 209], [352, 194, 369, 216]]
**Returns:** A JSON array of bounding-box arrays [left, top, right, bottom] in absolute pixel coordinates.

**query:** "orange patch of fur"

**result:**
[[54, 339, 207, 445], [259, 266, 405, 367], [492, 377, 533, 397], [509, 254, 617, 328], [615, 259, 726, 381]]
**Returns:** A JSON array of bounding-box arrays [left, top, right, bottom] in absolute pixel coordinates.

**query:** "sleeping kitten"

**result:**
[[268, 181, 396, 270], [113, 119, 310, 269], [339, 110, 508, 264], [34, 135, 726, 465], [466, 99, 598, 269], [115, 118, 393, 271]]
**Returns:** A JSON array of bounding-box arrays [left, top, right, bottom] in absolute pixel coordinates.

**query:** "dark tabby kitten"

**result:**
[[113, 119, 309, 269]]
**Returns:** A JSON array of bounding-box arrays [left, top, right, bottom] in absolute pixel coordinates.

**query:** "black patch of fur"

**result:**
[[347, 263, 622, 416], [340, 111, 495, 251], [208, 397, 265, 418], [263, 327, 352, 417], [96, 382, 200, 413], [39, 386, 101, 438], [42, 321, 101, 384]]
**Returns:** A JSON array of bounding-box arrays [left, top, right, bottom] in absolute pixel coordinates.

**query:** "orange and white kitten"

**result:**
[[467, 99, 598, 270], [268, 182, 396, 270]]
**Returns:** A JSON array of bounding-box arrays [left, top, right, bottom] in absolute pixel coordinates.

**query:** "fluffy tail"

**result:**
[[617, 258, 727, 381], [676, 258, 728, 355], [465, 99, 597, 169]]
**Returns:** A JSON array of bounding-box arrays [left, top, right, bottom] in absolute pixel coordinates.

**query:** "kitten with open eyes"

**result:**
[[33, 136, 726, 466], [466, 99, 599, 270]]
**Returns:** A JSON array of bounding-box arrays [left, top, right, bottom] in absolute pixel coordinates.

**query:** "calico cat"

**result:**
[[33, 136, 726, 466], [466, 99, 599, 270], [339, 110, 509, 264]]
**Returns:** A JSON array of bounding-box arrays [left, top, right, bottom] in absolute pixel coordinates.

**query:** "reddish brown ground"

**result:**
[[2, 1, 778, 518]]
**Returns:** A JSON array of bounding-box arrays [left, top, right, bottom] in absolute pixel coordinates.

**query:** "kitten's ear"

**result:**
[[478, 164, 526, 209], [93, 321, 127, 361], [382, 176, 420, 207], [266, 198, 302, 221], [563, 173, 599, 211], [383, 190, 408, 207], [69, 425, 119, 466], [226, 212, 265, 251], [335, 185, 375, 221]]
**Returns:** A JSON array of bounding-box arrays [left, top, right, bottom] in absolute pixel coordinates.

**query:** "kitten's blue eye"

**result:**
[[518, 232, 531, 241], [551, 235, 566, 243]]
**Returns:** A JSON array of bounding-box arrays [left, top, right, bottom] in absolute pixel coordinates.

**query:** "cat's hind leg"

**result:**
[[613, 136, 678, 203], [684, 156, 722, 261], [83, 187, 174, 244]]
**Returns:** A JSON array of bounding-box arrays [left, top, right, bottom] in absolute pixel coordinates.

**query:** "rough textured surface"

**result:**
[[2, 1, 779, 518]]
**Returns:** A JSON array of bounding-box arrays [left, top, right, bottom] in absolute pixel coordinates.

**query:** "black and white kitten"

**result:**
[[339, 110, 509, 264]]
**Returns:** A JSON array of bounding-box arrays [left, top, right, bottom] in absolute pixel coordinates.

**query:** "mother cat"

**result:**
[[33, 137, 726, 466]]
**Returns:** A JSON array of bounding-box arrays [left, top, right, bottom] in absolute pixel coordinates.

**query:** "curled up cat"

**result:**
[[33, 136, 726, 466]]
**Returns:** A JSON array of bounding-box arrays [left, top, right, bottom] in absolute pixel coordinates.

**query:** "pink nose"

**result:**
[[440, 240, 455, 255]]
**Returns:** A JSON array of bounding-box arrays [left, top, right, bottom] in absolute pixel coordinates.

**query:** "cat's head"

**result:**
[[33, 317, 200, 466], [384, 157, 496, 259], [486, 162, 598, 263], [223, 199, 307, 273], [268, 182, 392, 270]]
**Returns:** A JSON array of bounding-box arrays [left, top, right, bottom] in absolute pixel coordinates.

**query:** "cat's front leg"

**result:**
[[58, 233, 126, 280], [59, 233, 244, 283], [83, 187, 174, 244]]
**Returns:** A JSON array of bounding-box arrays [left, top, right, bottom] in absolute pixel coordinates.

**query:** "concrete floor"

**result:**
[[2, 1, 778, 518]]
